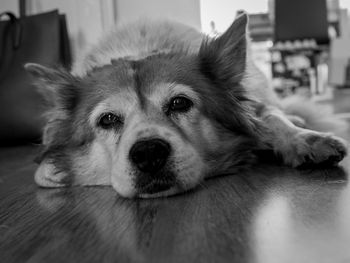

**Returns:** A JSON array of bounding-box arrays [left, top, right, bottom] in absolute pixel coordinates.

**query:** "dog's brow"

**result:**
[[169, 83, 199, 99], [145, 83, 199, 108], [89, 93, 138, 126], [89, 102, 112, 126]]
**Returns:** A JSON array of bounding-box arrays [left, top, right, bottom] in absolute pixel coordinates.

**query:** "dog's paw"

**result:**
[[283, 132, 348, 167], [35, 162, 69, 187]]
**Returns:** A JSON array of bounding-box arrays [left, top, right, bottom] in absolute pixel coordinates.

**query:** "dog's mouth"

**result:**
[[137, 183, 181, 198], [136, 171, 177, 196], [139, 180, 174, 194]]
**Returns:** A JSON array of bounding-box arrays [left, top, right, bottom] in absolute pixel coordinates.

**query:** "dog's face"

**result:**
[[82, 65, 213, 197], [26, 14, 260, 198]]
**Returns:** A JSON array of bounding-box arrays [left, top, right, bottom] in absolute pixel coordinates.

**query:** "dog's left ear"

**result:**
[[199, 13, 248, 85]]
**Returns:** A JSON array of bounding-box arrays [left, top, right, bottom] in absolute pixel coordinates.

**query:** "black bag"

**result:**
[[0, 6, 71, 145]]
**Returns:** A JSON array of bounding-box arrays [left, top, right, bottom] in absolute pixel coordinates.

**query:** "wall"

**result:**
[[329, 9, 350, 85], [0, 0, 18, 14], [26, 0, 115, 59], [1, 0, 201, 59], [115, 0, 201, 30]]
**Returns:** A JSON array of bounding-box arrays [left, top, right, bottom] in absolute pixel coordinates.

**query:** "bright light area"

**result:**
[[200, 0, 269, 34], [253, 195, 292, 263], [340, 0, 350, 10]]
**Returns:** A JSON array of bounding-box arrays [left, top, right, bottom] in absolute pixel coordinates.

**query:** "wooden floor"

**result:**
[[1, 92, 350, 263]]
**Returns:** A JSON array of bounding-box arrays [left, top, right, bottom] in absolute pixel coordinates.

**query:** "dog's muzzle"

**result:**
[[129, 138, 175, 194]]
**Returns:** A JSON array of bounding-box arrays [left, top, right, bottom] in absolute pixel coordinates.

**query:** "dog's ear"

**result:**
[[199, 13, 248, 85], [25, 63, 81, 146], [25, 63, 79, 111], [25, 64, 77, 187]]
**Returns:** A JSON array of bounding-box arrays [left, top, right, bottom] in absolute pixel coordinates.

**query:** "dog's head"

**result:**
[[26, 14, 261, 198]]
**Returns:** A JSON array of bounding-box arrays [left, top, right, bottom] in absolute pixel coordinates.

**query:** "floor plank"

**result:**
[[1, 144, 350, 263]]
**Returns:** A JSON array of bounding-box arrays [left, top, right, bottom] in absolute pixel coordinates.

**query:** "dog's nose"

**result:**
[[129, 139, 171, 173]]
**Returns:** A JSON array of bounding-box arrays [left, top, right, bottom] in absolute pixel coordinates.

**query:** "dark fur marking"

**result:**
[[130, 61, 147, 109]]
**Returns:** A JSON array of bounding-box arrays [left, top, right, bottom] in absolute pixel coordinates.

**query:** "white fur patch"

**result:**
[[34, 162, 67, 188], [73, 142, 112, 186]]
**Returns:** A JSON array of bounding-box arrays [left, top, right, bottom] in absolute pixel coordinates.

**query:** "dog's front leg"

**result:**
[[258, 106, 348, 167]]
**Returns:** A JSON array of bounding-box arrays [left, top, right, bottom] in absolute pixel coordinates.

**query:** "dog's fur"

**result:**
[[26, 14, 348, 198]]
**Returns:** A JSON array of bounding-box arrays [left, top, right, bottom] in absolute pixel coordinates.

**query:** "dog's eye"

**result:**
[[98, 113, 122, 129], [169, 96, 193, 113]]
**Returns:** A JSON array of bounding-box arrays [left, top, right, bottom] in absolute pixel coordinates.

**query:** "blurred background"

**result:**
[[2, 0, 350, 101]]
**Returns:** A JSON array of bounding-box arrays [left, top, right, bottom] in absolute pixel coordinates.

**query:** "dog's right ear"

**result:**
[[25, 64, 79, 187], [25, 63, 81, 146], [25, 63, 79, 110]]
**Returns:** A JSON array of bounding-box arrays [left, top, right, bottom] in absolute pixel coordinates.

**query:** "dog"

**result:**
[[25, 14, 348, 198]]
